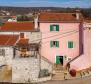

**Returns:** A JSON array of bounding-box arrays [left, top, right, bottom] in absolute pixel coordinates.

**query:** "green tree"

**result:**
[[17, 15, 30, 21]]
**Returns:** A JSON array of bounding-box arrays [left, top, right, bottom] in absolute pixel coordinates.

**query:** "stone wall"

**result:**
[[0, 47, 13, 68], [41, 56, 52, 73], [12, 58, 40, 83], [0, 56, 5, 66]]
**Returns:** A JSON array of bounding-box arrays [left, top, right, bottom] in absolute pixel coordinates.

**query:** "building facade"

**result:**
[[70, 21, 91, 70], [39, 12, 84, 66]]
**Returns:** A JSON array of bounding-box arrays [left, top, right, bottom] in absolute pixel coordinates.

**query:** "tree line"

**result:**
[[0, 6, 91, 19]]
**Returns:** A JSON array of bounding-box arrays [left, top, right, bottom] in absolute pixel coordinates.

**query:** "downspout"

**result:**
[[79, 22, 84, 55]]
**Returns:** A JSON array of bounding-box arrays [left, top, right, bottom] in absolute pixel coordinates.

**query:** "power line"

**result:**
[[42, 30, 79, 46], [42, 28, 86, 45], [13, 28, 86, 51], [29, 29, 79, 43], [13, 29, 78, 51]]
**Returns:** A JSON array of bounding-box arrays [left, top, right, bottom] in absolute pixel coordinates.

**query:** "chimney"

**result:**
[[75, 9, 80, 20], [34, 13, 39, 29], [20, 33, 24, 38]]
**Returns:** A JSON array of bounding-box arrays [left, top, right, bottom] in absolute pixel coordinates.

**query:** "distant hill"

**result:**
[[0, 6, 91, 19]]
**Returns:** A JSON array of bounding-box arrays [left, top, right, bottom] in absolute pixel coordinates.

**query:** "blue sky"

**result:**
[[0, 0, 91, 8]]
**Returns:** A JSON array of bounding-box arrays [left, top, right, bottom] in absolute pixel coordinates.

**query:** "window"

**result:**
[[0, 49, 5, 56], [50, 25, 59, 31], [68, 41, 74, 48], [50, 41, 59, 48]]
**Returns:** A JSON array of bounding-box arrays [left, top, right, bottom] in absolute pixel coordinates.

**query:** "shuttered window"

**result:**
[[68, 41, 74, 48], [50, 25, 59, 31], [0, 49, 5, 56], [50, 41, 59, 48]]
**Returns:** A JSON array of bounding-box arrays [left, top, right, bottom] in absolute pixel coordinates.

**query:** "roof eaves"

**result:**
[[38, 20, 81, 23], [0, 30, 40, 32]]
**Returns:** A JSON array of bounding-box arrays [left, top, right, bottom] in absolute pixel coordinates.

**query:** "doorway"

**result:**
[[56, 56, 63, 65]]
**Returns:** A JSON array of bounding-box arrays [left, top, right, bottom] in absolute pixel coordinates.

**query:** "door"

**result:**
[[56, 56, 63, 65]]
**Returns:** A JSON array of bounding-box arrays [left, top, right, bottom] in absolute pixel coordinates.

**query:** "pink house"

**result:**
[[39, 12, 84, 67]]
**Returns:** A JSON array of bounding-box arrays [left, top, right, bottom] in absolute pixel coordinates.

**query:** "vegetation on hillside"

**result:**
[[0, 6, 91, 20]]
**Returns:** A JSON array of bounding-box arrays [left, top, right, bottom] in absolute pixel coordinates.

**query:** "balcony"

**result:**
[[13, 43, 40, 58]]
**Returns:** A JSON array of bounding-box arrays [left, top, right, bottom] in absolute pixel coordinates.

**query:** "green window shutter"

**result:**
[[56, 25, 59, 31], [68, 41, 73, 48], [56, 41, 59, 47], [68, 42, 71, 48], [68, 42, 70, 48], [71, 42, 73, 48], [50, 41, 53, 47], [50, 25, 53, 31]]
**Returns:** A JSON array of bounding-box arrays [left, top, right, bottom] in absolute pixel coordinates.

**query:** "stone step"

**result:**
[[52, 74, 64, 80], [52, 71, 65, 80], [52, 77, 64, 80], [53, 75, 64, 77], [53, 70, 68, 74], [53, 67, 66, 71]]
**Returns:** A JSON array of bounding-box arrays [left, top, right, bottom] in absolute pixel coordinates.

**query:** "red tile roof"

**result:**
[[39, 12, 84, 22], [85, 20, 91, 23], [0, 35, 19, 46], [0, 22, 34, 31], [17, 38, 29, 45]]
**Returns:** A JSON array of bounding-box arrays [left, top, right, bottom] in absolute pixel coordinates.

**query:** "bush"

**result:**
[[39, 69, 50, 78], [17, 15, 30, 21]]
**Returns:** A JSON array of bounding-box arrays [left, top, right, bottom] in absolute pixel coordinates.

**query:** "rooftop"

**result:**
[[0, 35, 19, 46], [39, 12, 84, 22], [0, 22, 35, 31]]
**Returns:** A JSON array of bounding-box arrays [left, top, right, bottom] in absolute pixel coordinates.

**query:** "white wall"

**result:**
[[41, 57, 52, 73], [0, 32, 41, 43]]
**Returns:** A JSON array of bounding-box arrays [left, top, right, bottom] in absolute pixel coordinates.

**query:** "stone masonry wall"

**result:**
[[41, 57, 52, 73], [0, 47, 13, 68], [12, 58, 40, 83]]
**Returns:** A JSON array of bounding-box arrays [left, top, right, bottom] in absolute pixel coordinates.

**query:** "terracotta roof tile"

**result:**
[[0, 22, 34, 31], [85, 20, 91, 23], [39, 12, 84, 22], [0, 35, 19, 46], [17, 38, 29, 45]]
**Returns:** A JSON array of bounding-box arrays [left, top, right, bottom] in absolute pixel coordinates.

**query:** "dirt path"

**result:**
[[0, 66, 12, 82], [38, 75, 91, 84]]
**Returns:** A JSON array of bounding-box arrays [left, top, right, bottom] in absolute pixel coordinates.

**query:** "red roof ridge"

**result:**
[[40, 12, 75, 14], [5, 21, 33, 23]]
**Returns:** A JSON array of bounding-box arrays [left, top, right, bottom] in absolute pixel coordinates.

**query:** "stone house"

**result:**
[[0, 35, 19, 68], [0, 21, 42, 83]]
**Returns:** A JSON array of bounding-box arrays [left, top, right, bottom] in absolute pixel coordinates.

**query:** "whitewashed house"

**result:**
[[0, 21, 41, 43], [0, 35, 19, 68]]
